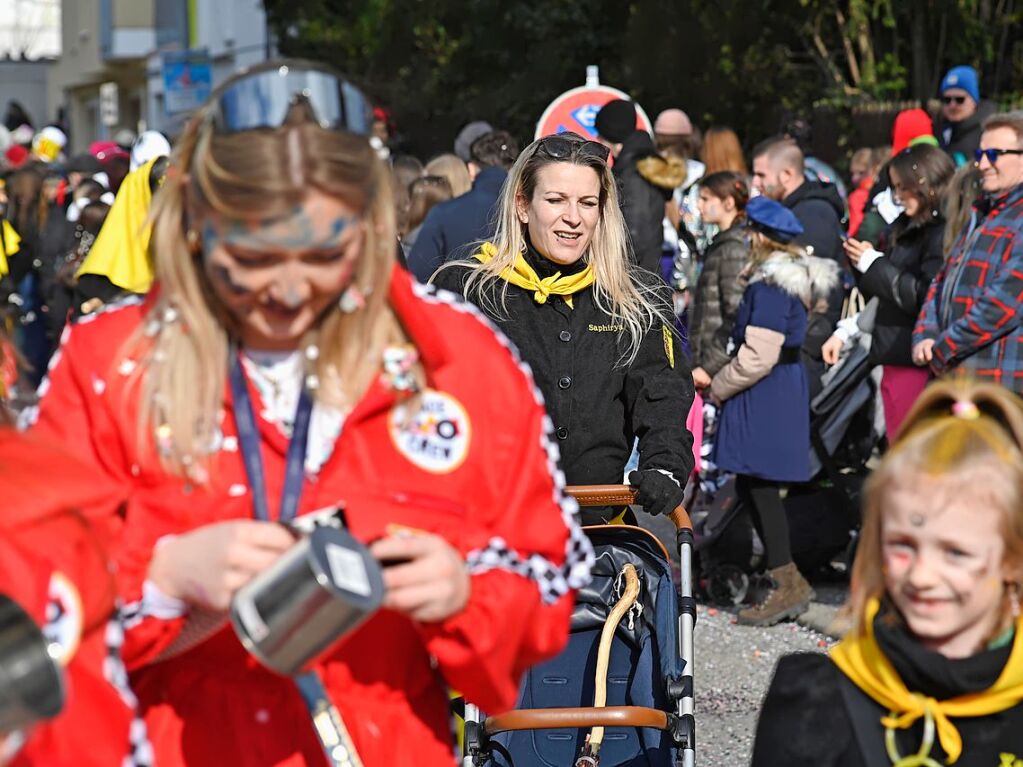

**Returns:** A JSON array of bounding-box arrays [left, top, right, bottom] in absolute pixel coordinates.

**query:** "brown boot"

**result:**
[[737, 563, 814, 627]]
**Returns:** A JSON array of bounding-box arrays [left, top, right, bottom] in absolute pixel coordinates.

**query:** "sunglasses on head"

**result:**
[[974, 147, 1023, 165], [943, 95, 968, 105], [205, 61, 373, 135], [536, 134, 610, 164]]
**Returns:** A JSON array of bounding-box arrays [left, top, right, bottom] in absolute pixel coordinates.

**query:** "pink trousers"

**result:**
[[881, 365, 931, 439]]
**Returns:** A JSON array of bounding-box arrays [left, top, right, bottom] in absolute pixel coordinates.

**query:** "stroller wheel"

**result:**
[[706, 564, 749, 606]]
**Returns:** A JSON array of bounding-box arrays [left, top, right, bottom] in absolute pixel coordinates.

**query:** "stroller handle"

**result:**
[[564, 484, 692, 532], [483, 705, 670, 735]]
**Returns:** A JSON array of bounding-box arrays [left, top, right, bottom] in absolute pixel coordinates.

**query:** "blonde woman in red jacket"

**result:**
[[26, 61, 592, 767]]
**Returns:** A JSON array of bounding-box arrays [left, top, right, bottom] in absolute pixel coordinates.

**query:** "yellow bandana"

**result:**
[[76, 157, 159, 294], [473, 242, 595, 309], [0, 219, 21, 277], [830, 597, 1023, 764]]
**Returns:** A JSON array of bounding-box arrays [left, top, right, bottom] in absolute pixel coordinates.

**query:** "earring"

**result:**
[[338, 285, 366, 313], [186, 228, 202, 254]]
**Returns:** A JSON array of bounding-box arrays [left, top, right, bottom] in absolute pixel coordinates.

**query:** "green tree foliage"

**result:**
[[264, 0, 1023, 157]]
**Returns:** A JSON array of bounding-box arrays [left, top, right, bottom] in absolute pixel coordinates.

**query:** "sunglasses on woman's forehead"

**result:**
[[206, 61, 373, 135], [537, 134, 610, 163]]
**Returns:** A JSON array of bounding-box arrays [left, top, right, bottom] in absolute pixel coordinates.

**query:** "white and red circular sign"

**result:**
[[535, 85, 653, 141]]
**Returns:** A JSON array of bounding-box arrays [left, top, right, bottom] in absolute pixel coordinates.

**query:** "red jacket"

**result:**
[[29, 270, 592, 767], [0, 431, 143, 767]]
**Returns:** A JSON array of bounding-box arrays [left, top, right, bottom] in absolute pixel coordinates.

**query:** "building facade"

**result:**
[[49, 0, 272, 152]]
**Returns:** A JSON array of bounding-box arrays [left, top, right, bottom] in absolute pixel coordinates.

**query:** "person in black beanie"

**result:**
[[595, 99, 681, 275]]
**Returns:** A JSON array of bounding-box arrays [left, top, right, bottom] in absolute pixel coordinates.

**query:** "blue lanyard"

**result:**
[[228, 347, 313, 522], [229, 350, 362, 766]]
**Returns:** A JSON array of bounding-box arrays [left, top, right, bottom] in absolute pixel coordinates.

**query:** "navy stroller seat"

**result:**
[[490, 527, 683, 766], [464, 485, 695, 767]]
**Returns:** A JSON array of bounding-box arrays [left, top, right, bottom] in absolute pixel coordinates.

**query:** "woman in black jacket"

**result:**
[[824, 144, 954, 436], [432, 132, 695, 523]]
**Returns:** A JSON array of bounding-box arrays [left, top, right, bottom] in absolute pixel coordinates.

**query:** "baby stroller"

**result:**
[[463, 484, 696, 767], [694, 342, 879, 604]]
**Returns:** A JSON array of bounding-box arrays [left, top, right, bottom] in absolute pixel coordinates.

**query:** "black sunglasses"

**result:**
[[943, 95, 968, 105], [205, 61, 372, 135], [537, 134, 610, 164], [974, 148, 1023, 165]]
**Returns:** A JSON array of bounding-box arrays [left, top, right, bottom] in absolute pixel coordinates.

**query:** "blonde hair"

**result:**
[[435, 135, 669, 366], [942, 164, 983, 256], [425, 153, 471, 197], [845, 380, 1023, 637], [123, 80, 412, 476]]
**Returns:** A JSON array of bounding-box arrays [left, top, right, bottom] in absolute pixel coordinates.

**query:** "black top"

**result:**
[[406, 166, 508, 283], [858, 214, 946, 367], [783, 180, 846, 266], [613, 131, 673, 274], [752, 607, 1023, 767], [432, 242, 694, 524]]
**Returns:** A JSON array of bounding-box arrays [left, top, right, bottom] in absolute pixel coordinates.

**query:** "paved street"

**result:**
[[641, 512, 846, 764]]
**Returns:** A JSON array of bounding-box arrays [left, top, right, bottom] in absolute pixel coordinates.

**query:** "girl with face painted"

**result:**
[[753, 380, 1023, 766], [432, 132, 696, 524], [26, 61, 592, 767]]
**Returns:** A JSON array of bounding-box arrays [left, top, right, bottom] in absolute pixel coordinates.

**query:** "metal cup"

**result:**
[[0, 594, 65, 733], [230, 525, 385, 676]]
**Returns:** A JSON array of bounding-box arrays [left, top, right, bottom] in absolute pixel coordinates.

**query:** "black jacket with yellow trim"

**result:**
[[753, 625, 1023, 767], [432, 246, 694, 524]]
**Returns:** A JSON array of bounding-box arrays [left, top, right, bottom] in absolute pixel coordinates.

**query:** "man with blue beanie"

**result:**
[[936, 65, 997, 166]]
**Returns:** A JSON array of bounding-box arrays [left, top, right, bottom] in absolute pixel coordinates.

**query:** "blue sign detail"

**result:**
[[571, 105, 601, 137], [163, 49, 213, 115]]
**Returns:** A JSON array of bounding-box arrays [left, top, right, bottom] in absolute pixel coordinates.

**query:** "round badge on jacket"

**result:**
[[389, 389, 471, 474], [43, 572, 83, 665]]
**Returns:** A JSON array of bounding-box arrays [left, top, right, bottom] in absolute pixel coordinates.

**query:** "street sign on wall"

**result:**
[[162, 49, 213, 115], [99, 82, 119, 127], [535, 83, 653, 141]]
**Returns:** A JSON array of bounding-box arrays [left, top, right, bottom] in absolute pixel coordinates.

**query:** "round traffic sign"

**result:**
[[535, 85, 653, 141]]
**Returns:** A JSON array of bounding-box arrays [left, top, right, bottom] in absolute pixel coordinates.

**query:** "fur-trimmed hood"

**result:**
[[746, 250, 840, 311], [637, 155, 688, 190]]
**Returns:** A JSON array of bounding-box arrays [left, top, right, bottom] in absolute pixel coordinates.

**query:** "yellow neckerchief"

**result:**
[[0, 219, 21, 277], [830, 596, 1023, 764], [76, 156, 160, 294], [473, 242, 595, 309]]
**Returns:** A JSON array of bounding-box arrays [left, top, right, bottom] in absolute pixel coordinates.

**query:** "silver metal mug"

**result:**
[[0, 594, 65, 733], [230, 525, 385, 676]]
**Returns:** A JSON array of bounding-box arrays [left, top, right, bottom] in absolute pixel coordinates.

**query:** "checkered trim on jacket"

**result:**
[[914, 185, 1023, 390]]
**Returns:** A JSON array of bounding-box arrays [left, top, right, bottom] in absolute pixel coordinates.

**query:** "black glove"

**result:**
[[628, 469, 684, 517]]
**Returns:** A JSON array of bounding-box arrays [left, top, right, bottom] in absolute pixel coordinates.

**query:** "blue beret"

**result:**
[[746, 196, 804, 243]]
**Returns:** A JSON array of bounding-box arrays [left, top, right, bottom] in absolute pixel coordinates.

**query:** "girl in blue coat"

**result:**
[[711, 197, 838, 627]]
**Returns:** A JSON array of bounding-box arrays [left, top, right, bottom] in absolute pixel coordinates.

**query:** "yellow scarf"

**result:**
[[0, 220, 21, 277], [830, 597, 1023, 764], [76, 157, 159, 294], [473, 242, 595, 309]]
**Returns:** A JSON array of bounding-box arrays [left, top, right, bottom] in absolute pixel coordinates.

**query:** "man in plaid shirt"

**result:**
[[913, 111, 1023, 392]]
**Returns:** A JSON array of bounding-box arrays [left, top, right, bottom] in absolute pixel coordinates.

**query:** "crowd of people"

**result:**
[[4, 57, 1023, 766]]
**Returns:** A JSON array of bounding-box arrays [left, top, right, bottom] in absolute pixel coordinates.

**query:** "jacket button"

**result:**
[[558, 376, 572, 389], [559, 330, 571, 342], [556, 426, 569, 440]]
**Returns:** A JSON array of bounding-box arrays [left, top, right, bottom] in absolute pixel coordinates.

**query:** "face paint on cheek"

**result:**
[[209, 262, 256, 297], [883, 550, 912, 576]]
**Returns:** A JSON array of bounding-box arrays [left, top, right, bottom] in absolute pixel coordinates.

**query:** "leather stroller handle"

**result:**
[[483, 705, 670, 735], [564, 484, 692, 532]]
